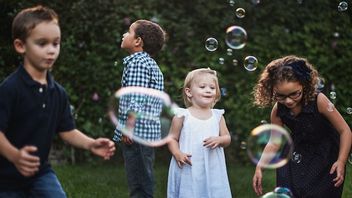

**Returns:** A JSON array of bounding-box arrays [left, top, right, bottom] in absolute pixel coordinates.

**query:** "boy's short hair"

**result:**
[[12, 5, 59, 42], [134, 20, 166, 56]]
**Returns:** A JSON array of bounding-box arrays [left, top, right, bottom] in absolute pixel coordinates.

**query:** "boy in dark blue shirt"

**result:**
[[0, 5, 115, 197]]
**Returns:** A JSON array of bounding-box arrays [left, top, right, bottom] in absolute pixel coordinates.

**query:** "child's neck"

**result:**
[[23, 64, 48, 85], [188, 106, 212, 120], [289, 104, 302, 116]]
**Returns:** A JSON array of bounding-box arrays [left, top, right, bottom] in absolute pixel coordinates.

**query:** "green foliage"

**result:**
[[54, 161, 352, 197], [1, 0, 351, 163]]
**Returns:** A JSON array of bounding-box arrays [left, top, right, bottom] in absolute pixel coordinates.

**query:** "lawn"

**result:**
[[54, 154, 352, 198]]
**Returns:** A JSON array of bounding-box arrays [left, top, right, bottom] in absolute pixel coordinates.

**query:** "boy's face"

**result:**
[[121, 22, 142, 53], [15, 20, 61, 72]]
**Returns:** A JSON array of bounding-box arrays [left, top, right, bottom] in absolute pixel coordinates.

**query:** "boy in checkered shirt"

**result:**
[[113, 19, 166, 198]]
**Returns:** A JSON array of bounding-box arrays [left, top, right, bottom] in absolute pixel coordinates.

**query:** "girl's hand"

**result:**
[[252, 167, 263, 196], [203, 136, 222, 149], [89, 138, 116, 160], [330, 160, 345, 187], [13, 146, 40, 177], [175, 152, 192, 168]]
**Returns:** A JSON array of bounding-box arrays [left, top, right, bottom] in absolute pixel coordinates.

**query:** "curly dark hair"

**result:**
[[253, 55, 319, 107], [134, 20, 166, 56]]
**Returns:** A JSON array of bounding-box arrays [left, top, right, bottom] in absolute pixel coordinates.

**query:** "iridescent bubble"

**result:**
[[225, 25, 247, 49], [219, 57, 225, 65], [261, 191, 292, 198], [260, 120, 268, 124], [251, 0, 261, 5], [297, 0, 303, 4], [291, 151, 302, 163], [330, 91, 336, 100], [114, 61, 118, 67], [235, 8, 246, 18], [244, 56, 258, 71], [347, 107, 352, 114], [221, 87, 228, 96], [274, 187, 294, 197], [333, 32, 340, 38], [205, 37, 218, 52], [240, 141, 247, 150], [227, 48, 233, 56], [316, 77, 325, 91], [338, 1, 348, 12], [229, 0, 235, 7], [247, 124, 293, 169], [108, 87, 177, 147], [232, 59, 238, 66]]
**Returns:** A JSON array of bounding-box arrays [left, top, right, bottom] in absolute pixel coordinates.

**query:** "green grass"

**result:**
[[54, 160, 352, 198]]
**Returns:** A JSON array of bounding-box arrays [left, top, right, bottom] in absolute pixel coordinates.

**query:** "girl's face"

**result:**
[[273, 81, 303, 109], [185, 74, 218, 108]]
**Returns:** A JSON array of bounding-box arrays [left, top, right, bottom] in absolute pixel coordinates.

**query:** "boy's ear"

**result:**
[[14, 39, 25, 54], [134, 37, 143, 47]]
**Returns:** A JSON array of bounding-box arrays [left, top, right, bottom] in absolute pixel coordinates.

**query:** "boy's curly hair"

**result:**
[[134, 20, 166, 57], [253, 55, 319, 107]]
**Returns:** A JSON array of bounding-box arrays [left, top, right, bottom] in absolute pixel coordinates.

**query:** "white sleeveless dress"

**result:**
[[167, 108, 232, 198]]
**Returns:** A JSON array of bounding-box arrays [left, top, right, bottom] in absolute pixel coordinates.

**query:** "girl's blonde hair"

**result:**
[[253, 55, 319, 107], [182, 68, 221, 107]]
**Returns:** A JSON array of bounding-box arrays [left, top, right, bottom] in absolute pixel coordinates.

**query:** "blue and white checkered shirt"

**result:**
[[113, 51, 164, 142]]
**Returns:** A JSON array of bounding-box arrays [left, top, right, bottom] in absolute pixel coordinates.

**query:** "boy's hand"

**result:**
[[122, 135, 133, 145], [252, 167, 263, 196], [89, 138, 116, 160], [175, 152, 192, 168], [330, 160, 345, 187], [203, 136, 222, 149], [13, 146, 40, 177]]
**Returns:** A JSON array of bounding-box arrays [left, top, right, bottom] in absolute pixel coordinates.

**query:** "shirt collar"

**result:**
[[123, 51, 148, 65], [18, 64, 55, 89]]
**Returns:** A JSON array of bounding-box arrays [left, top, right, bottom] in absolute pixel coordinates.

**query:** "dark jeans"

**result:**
[[121, 142, 155, 198], [0, 170, 66, 198]]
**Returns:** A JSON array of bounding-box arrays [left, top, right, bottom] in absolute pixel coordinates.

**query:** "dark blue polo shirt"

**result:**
[[0, 65, 75, 190]]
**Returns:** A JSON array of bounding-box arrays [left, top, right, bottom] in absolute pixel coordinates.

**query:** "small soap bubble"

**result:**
[[235, 8, 246, 18], [205, 37, 218, 52]]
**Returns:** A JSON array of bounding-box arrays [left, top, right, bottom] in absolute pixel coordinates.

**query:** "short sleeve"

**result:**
[[0, 83, 14, 133], [174, 108, 188, 118], [57, 89, 76, 133], [213, 109, 225, 121]]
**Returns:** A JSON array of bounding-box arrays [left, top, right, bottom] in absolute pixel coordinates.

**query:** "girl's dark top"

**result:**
[[276, 94, 343, 198]]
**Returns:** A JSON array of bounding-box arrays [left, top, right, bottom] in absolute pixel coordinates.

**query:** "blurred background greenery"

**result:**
[[1, 0, 352, 196]]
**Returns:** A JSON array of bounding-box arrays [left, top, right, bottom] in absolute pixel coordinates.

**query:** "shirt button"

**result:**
[[39, 88, 43, 93], [42, 103, 46, 108]]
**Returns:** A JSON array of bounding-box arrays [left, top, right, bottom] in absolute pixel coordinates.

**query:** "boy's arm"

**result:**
[[59, 129, 115, 160], [0, 132, 40, 177]]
